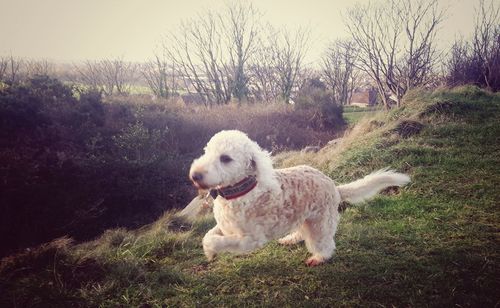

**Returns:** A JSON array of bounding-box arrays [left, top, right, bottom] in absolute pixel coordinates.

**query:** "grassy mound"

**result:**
[[1, 86, 499, 307]]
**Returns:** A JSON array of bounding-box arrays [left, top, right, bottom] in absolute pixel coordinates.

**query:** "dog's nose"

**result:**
[[191, 172, 204, 182]]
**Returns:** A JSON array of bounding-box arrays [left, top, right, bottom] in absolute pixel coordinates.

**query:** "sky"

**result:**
[[0, 0, 477, 65]]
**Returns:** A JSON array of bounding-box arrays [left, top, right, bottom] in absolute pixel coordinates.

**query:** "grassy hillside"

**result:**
[[1, 86, 499, 307]]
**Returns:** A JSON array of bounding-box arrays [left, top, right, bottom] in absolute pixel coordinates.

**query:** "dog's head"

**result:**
[[189, 130, 273, 189]]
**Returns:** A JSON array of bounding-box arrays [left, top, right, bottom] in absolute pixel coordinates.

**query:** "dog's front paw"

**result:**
[[278, 237, 300, 246], [204, 248, 216, 261], [202, 236, 217, 261], [278, 237, 294, 245]]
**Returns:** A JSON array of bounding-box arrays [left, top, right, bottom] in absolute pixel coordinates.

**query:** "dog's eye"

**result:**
[[220, 154, 233, 164]]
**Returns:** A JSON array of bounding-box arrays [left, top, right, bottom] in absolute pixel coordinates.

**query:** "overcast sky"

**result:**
[[0, 0, 477, 64]]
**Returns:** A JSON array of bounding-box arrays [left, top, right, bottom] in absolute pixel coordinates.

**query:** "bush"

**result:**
[[0, 76, 342, 257], [446, 40, 500, 91], [446, 4, 500, 92], [116, 94, 343, 153], [112, 121, 163, 163], [294, 82, 345, 130], [0, 77, 189, 257]]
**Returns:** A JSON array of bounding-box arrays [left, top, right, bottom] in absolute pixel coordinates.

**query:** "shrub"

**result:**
[[112, 121, 163, 163], [294, 83, 345, 130], [0, 76, 184, 256], [446, 40, 500, 91], [445, 2, 500, 92], [0, 76, 341, 257]]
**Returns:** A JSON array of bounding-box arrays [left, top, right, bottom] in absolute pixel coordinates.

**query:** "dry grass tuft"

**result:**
[[392, 120, 424, 138]]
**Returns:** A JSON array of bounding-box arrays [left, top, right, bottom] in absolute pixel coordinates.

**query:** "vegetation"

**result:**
[[1, 0, 499, 306], [0, 76, 341, 257], [343, 110, 374, 125], [1, 85, 498, 306], [1, 1, 498, 108], [342, 106, 381, 125], [446, 0, 500, 91], [321, 39, 358, 106], [344, 0, 444, 107]]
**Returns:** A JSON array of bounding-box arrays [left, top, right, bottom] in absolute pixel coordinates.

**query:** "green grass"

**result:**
[[64, 82, 154, 95], [343, 109, 380, 124], [1, 85, 499, 307], [128, 84, 154, 95], [343, 105, 382, 124]]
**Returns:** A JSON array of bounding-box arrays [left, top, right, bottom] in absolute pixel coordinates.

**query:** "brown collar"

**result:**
[[210, 176, 257, 200]]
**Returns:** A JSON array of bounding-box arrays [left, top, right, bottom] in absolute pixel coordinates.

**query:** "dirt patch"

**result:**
[[368, 120, 385, 129], [380, 186, 402, 196], [338, 201, 350, 213]]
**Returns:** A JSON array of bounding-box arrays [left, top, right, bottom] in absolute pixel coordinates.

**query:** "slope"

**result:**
[[0, 86, 499, 307]]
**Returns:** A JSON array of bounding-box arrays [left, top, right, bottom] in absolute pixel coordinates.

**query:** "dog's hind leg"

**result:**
[[278, 230, 303, 245], [301, 210, 340, 266]]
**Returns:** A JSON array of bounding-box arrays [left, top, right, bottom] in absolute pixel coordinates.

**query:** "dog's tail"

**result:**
[[337, 169, 410, 204]]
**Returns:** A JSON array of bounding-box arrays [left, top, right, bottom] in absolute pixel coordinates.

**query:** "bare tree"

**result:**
[[248, 35, 280, 102], [321, 40, 359, 105], [446, 0, 499, 90], [247, 26, 310, 104], [295, 67, 316, 95], [0, 55, 24, 83], [165, 2, 260, 105], [167, 12, 231, 105], [142, 52, 175, 99], [73, 60, 105, 93], [25, 59, 55, 78], [224, 1, 260, 101], [269, 27, 310, 104], [100, 57, 136, 95], [344, 0, 444, 108], [472, 0, 500, 90], [73, 58, 136, 96], [446, 39, 477, 87], [0, 57, 8, 82]]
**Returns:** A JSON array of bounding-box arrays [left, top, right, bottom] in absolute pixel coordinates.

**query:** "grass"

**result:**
[[343, 106, 381, 125], [343, 109, 380, 124], [63, 82, 154, 96], [1, 85, 499, 307]]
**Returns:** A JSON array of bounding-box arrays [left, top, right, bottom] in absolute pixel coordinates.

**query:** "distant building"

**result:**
[[350, 88, 377, 107]]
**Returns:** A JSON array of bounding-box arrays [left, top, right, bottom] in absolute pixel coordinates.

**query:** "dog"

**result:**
[[189, 130, 410, 266]]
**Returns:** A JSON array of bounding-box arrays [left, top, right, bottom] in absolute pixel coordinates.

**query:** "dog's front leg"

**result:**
[[202, 228, 266, 261], [202, 225, 223, 261]]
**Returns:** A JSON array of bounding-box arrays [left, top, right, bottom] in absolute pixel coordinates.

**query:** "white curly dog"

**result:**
[[189, 130, 410, 266]]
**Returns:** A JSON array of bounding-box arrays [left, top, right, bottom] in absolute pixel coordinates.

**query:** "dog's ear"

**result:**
[[246, 138, 279, 190], [247, 141, 273, 174], [246, 155, 257, 172], [250, 158, 257, 170]]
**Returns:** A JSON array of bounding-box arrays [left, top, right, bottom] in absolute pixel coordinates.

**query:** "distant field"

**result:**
[[343, 106, 381, 124], [343, 110, 376, 124], [61, 82, 153, 95], [129, 84, 153, 95]]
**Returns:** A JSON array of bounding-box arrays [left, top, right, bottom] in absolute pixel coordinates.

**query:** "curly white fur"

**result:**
[[189, 130, 410, 266]]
